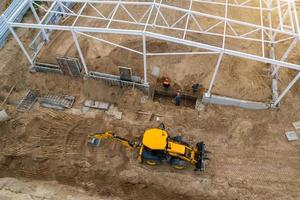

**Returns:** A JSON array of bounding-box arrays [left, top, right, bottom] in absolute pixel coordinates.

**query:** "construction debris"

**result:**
[[285, 131, 299, 141], [16, 90, 39, 112], [84, 100, 110, 111], [136, 111, 164, 121], [56, 56, 83, 76], [119, 66, 132, 81], [106, 105, 122, 120], [140, 96, 148, 104], [195, 97, 205, 111], [292, 121, 300, 130], [38, 94, 75, 110], [0, 84, 16, 107], [151, 66, 160, 77], [0, 110, 9, 122]]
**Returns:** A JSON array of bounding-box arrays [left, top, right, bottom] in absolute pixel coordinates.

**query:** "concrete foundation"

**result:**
[[202, 94, 270, 110]]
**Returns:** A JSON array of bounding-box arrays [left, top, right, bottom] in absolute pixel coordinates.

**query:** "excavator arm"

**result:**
[[88, 131, 139, 148]]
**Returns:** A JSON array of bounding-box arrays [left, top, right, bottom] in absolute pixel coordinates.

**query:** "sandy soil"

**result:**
[[0, 177, 119, 200], [0, 2, 300, 200], [0, 82, 300, 200]]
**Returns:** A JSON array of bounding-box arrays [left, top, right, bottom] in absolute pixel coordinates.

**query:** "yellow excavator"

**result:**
[[87, 124, 210, 171]]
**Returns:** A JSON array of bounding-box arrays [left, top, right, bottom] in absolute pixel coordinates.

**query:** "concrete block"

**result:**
[[151, 66, 160, 77], [84, 100, 110, 111], [292, 121, 300, 130], [202, 94, 269, 110], [0, 110, 9, 122], [285, 131, 298, 141]]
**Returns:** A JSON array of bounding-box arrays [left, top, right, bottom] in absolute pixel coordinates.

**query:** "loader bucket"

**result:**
[[195, 142, 207, 171]]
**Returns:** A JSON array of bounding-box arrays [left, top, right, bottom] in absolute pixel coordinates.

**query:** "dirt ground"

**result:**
[[0, 2, 300, 200]]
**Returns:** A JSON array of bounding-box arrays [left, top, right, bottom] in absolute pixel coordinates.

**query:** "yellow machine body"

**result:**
[[88, 126, 209, 171], [142, 128, 168, 150]]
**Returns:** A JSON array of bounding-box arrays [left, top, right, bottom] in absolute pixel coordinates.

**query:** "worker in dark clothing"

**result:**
[[163, 78, 170, 91], [192, 80, 200, 93], [175, 92, 181, 106]]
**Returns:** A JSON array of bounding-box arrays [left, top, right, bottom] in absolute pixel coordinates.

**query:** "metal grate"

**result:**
[[38, 94, 75, 110], [16, 90, 39, 112], [56, 56, 82, 77]]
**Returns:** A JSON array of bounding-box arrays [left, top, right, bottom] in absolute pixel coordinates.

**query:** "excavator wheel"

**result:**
[[170, 158, 188, 170], [141, 148, 161, 166], [145, 160, 160, 166]]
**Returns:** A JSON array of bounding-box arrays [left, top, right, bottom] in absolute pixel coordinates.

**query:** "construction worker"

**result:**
[[175, 92, 181, 106], [192, 80, 200, 93], [163, 78, 170, 91]]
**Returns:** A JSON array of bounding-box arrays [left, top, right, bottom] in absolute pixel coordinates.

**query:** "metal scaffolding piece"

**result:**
[[3, 0, 300, 108]]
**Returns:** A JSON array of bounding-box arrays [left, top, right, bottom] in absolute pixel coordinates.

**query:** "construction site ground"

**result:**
[[0, 4, 300, 200]]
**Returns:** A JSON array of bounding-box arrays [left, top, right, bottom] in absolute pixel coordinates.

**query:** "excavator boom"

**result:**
[[88, 131, 138, 148]]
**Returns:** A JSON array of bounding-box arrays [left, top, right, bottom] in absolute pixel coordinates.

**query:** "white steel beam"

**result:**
[[205, 53, 224, 96], [274, 72, 300, 106], [72, 1, 88, 26], [267, 0, 278, 102], [2, 15, 34, 66], [183, 0, 193, 39], [142, 34, 148, 84], [7, 22, 300, 71], [259, 0, 265, 57], [272, 38, 298, 76], [25, 7, 276, 44], [24, 1, 297, 44], [40, 1, 57, 24], [106, 0, 121, 28], [147, 52, 218, 56], [71, 30, 89, 75], [77, 31, 143, 55], [291, 0, 300, 40], [29, 0, 49, 42], [192, 0, 270, 11]]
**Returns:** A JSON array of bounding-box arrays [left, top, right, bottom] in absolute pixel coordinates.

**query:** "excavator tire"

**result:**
[[142, 148, 161, 166], [145, 160, 160, 166], [170, 158, 188, 170]]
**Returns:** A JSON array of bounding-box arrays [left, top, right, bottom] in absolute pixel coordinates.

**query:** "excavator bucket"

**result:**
[[88, 137, 101, 146], [87, 131, 138, 149], [87, 132, 111, 146]]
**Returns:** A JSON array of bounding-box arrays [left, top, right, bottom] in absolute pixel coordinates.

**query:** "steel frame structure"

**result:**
[[2, 0, 300, 108]]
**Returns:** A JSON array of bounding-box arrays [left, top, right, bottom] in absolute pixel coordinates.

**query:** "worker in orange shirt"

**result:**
[[163, 78, 170, 91]]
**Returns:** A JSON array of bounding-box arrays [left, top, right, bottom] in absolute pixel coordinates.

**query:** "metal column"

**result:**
[[274, 72, 300, 106], [71, 30, 88, 75], [28, 0, 49, 42], [267, 0, 278, 102], [2, 15, 33, 67], [142, 34, 148, 84], [205, 53, 223, 97]]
